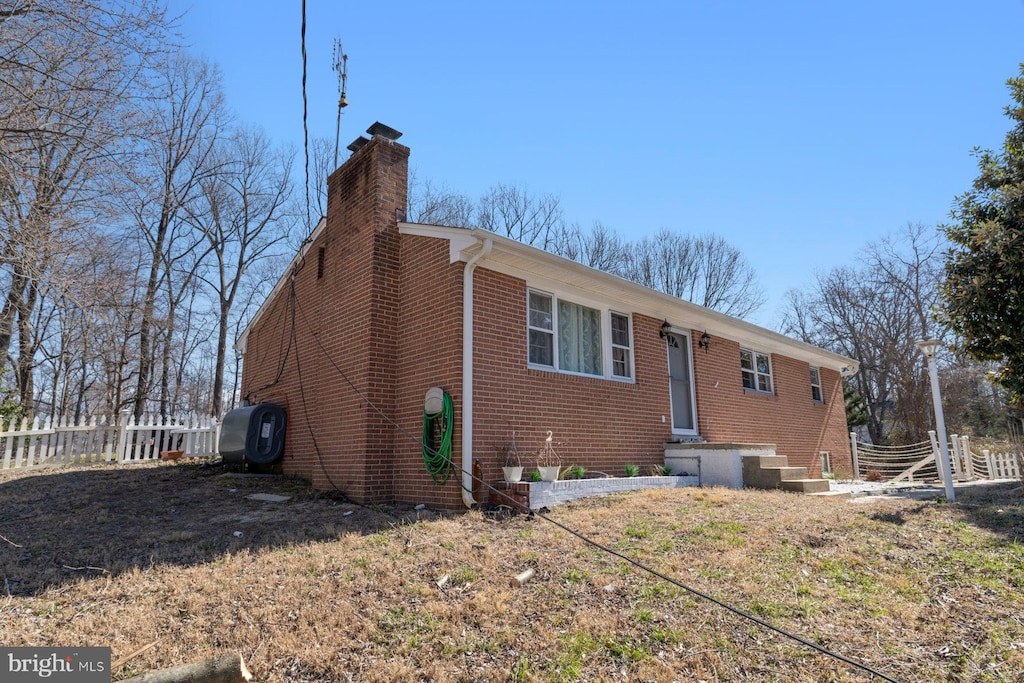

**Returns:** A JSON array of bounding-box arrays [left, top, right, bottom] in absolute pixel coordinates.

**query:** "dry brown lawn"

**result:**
[[1, 462, 1022, 682]]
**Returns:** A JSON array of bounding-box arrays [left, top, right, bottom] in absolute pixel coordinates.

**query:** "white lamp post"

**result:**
[[916, 339, 955, 501]]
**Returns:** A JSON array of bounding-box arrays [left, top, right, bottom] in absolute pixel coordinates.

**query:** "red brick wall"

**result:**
[[691, 334, 851, 477], [240, 135, 410, 502], [471, 270, 675, 482], [241, 133, 850, 506], [390, 235, 466, 508], [469, 274, 851, 483]]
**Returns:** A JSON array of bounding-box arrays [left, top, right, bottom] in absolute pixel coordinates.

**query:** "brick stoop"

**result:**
[[490, 482, 530, 512], [742, 454, 837, 496]]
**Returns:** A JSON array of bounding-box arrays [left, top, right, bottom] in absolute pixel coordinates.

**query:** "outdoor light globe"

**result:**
[[916, 339, 940, 358]]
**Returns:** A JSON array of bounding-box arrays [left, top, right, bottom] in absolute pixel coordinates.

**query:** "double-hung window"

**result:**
[[740, 349, 773, 393], [610, 313, 632, 379], [527, 289, 632, 380], [810, 367, 823, 402], [527, 290, 554, 367]]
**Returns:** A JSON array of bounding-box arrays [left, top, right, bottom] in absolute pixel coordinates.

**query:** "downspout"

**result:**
[[461, 237, 493, 507]]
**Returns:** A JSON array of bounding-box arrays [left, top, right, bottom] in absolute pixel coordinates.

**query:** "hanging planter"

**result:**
[[502, 466, 524, 482], [538, 466, 560, 482], [536, 431, 561, 482], [499, 429, 523, 482]]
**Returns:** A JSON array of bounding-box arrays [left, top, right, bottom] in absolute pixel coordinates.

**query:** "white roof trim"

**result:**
[[399, 222, 858, 373], [235, 217, 326, 353]]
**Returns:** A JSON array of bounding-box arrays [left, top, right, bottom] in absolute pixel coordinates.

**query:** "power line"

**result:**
[[299, 0, 311, 234]]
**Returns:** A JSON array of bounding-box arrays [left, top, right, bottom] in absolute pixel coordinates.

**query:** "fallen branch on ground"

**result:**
[[121, 653, 251, 683], [62, 565, 108, 573], [0, 532, 22, 548], [112, 640, 160, 669]]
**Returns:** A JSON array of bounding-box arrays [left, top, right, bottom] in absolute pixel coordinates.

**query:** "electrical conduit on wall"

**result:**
[[461, 238, 492, 507]]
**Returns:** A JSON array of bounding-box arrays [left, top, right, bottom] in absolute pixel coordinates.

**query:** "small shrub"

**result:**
[[624, 464, 640, 478], [865, 470, 884, 482], [528, 469, 542, 482], [567, 465, 585, 480]]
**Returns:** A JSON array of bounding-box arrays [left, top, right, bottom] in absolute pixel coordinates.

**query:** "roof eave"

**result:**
[[235, 217, 327, 353], [399, 222, 859, 374]]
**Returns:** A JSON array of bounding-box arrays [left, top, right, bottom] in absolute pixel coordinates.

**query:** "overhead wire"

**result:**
[[300, 0, 311, 235]]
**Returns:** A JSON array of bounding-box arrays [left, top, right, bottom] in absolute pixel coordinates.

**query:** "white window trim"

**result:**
[[666, 327, 699, 436], [527, 289, 555, 368], [610, 310, 634, 380], [526, 287, 635, 383], [741, 348, 774, 394], [810, 367, 823, 403]]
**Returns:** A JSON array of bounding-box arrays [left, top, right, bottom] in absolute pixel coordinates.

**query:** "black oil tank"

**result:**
[[219, 403, 287, 465]]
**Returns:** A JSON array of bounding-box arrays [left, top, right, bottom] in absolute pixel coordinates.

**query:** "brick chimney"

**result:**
[[303, 124, 409, 498]]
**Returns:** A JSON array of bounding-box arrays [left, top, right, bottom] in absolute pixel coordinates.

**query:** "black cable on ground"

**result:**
[[287, 293, 901, 682]]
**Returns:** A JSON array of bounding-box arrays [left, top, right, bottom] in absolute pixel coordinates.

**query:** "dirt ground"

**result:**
[[1, 461, 1022, 682]]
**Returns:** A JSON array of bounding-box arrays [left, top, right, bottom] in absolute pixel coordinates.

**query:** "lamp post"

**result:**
[[916, 339, 955, 501]]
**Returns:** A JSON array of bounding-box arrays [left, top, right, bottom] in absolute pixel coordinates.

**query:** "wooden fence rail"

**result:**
[[1, 414, 220, 470], [850, 431, 1022, 482]]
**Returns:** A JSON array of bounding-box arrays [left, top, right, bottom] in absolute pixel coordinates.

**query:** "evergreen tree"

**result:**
[[943, 65, 1024, 404]]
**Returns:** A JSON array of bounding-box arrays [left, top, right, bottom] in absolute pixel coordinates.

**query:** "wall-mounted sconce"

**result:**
[[698, 331, 711, 353], [659, 320, 679, 348]]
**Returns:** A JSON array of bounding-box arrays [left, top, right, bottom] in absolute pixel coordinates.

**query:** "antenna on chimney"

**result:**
[[332, 38, 349, 168]]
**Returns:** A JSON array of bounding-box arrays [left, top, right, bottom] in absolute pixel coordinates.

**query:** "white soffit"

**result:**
[[399, 222, 858, 373]]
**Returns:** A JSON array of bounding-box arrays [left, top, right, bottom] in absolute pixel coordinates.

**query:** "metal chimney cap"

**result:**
[[346, 136, 370, 153], [366, 121, 402, 140]]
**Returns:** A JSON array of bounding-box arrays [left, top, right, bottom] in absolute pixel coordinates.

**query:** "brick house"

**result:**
[[236, 124, 858, 509]]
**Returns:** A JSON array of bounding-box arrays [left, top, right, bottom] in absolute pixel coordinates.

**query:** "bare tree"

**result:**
[[406, 171, 474, 228], [0, 0, 170, 414], [619, 230, 765, 318], [781, 224, 954, 444], [405, 177, 764, 317], [187, 126, 293, 416], [476, 183, 563, 248], [123, 52, 226, 418], [550, 221, 627, 272]]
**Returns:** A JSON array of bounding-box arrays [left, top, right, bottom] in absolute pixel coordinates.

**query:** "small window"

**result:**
[[610, 312, 632, 378], [316, 246, 326, 279], [528, 290, 554, 367], [740, 349, 773, 393], [810, 367, 823, 402], [820, 451, 832, 475]]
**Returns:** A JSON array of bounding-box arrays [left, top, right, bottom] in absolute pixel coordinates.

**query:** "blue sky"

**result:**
[[166, 0, 1024, 327]]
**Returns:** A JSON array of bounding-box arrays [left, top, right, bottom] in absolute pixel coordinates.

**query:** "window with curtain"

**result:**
[[558, 300, 603, 375], [526, 289, 632, 381]]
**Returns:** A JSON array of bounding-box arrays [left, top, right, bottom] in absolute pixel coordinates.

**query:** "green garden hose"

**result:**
[[422, 390, 453, 483]]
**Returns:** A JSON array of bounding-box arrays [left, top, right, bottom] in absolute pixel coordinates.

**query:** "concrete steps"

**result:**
[[780, 478, 831, 494], [742, 454, 837, 496], [807, 490, 852, 500]]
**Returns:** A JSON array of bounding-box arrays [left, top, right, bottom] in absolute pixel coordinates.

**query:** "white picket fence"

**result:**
[[1, 413, 220, 470], [974, 448, 1022, 480], [850, 431, 1022, 482]]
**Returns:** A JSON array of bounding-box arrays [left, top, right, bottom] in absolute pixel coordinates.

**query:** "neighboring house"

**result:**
[[236, 124, 858, 509]]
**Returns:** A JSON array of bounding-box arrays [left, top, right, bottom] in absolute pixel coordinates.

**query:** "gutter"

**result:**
[[461, 238, 493, 508]]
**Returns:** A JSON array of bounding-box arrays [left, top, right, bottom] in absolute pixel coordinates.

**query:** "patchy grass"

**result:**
[[1, 462, 1023, 682]]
